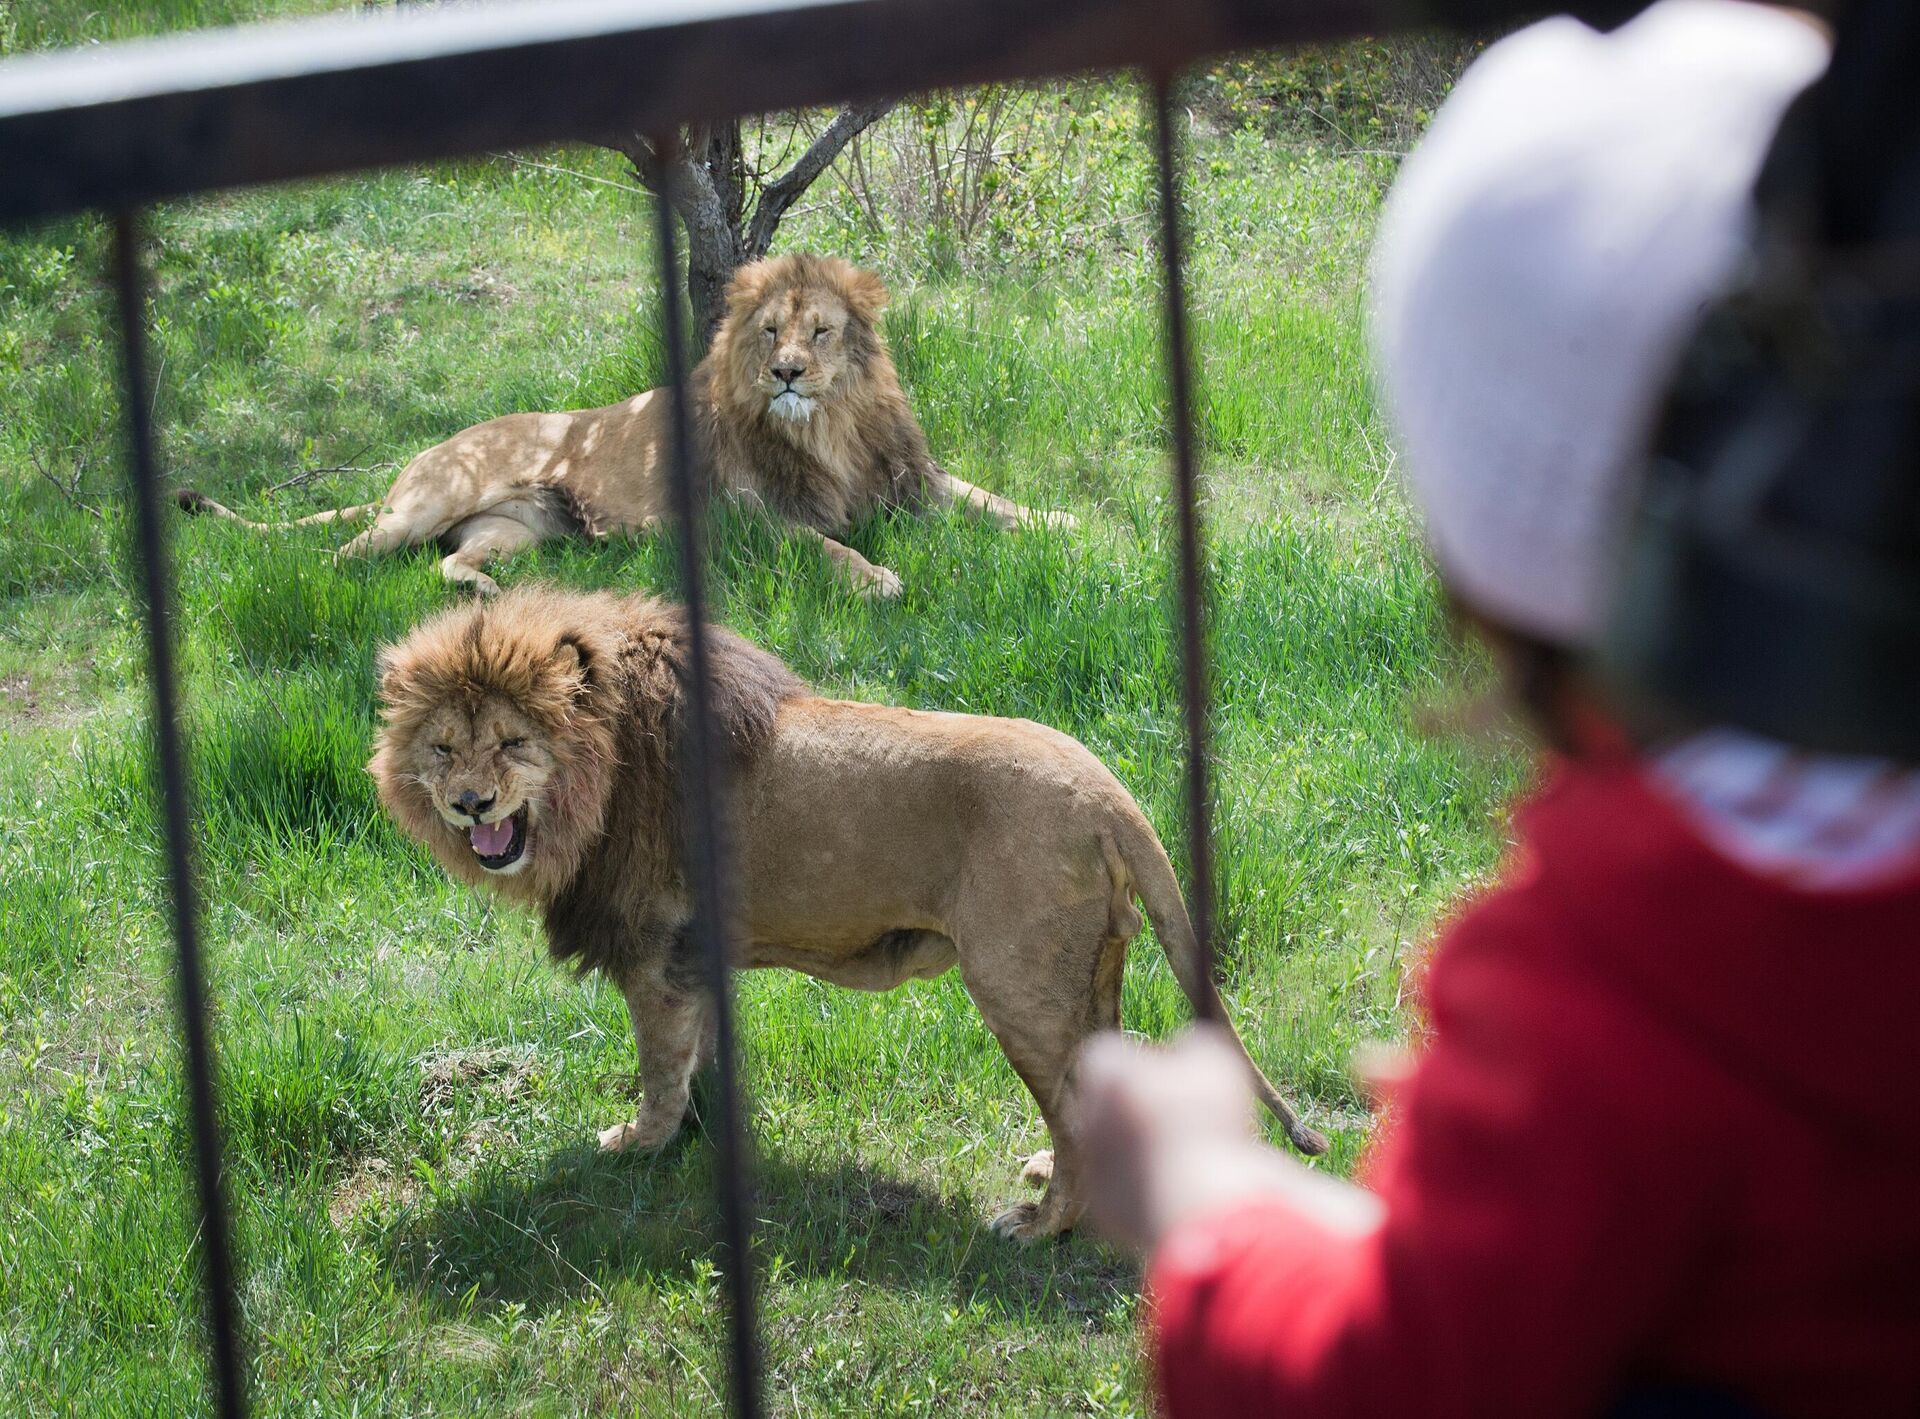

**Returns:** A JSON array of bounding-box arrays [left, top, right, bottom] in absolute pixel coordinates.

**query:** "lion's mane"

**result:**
[[369, 588, 806, 963], [698, 253, 937, 531]]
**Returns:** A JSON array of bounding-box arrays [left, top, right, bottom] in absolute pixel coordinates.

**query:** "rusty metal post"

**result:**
[[1149, 74, 1223, 1021], [111, 210, 249, 1419], [648, 135, 766, 1419]]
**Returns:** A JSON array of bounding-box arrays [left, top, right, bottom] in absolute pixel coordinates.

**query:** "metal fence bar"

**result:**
[[0, 0, 1645, 227], [1148, 75, 1222, 1024], [110, 210, 250, 1419], [649, 138, 766, 1419]]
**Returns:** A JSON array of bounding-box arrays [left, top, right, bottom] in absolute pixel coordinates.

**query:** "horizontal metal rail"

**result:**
[[0, 0, 1637, 225]]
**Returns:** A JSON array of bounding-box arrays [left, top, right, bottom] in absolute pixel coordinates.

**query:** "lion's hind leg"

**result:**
[[333, 470, 488, 566], [435, 511, 547, 598], [925, 465, 1077, 534], [956, 900, 1129, 1242], [334, 503, 434, 563], [1009, 871, 1136, 1197]]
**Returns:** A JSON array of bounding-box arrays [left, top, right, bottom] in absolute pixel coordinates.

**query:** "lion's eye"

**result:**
[[813, 326, 830, 340], [501, 737, 525, 751], [763, 324, 776, 336], [432, 744, 451, 757]]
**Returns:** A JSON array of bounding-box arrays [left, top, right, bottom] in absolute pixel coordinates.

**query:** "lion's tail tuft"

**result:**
[[171, 487, 381, 535], [170, 486, 273, 530], [1112, 811, 1330, 1157]]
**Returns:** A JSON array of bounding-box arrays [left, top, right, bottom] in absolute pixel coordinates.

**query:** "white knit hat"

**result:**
[[1370, 0, 1827, 646]]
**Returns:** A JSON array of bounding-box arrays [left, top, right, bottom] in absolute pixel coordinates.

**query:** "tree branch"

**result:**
[[28, 447, 103, 520], [616, 129, 736, 258], [612, 132, 662, 194], [604, 104, 894, 341], [745, 99, 897, 257]]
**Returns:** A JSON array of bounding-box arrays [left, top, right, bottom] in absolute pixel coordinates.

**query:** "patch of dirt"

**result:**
[[859, 1178, 922, 1222], [427, 1321, 505, 1368], [416, 1043, 541, 1115], [328, 1156, 420, 1230], [330, 1049, 536, 1231], [328, 1120, 510, 1232], [0, 669, 93, 730], [1206, 459, 1408, 546], [426, 268, 520, 305], [0, 672, 39, 719]]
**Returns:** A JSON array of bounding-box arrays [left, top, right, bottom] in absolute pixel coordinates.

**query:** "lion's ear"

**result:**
[[724, 258, 775, 320], [843, 266, 891, 323], [373, 646, 402, 705], [553, 635, 595, 698]]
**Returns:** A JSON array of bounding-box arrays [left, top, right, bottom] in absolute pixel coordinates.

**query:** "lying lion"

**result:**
[[369, 586, 1326, 1240], [177, 254, 1066, 599]]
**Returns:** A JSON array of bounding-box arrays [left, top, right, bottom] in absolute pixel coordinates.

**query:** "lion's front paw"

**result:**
[[855, 563, 903, 600], [988, 1199, 1072, 1244], [1034, 509, 1078, 532], [1018, 1150, 1054, 1188], [597, 1114, 681, 1154]]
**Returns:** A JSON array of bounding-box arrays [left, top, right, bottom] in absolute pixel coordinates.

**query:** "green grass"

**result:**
[[0, 14, 1512, 1415]]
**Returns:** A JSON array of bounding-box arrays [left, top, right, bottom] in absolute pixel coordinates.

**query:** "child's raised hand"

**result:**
[[1076, 1026, 1381, 1253]]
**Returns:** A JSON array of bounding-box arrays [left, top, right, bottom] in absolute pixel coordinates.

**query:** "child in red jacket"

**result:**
[[1077, 4, 1920, 1416]]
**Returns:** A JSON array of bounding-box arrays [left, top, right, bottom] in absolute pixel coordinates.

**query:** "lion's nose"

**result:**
[[771, 364, 804, 385], [454, 789, 495, 819]]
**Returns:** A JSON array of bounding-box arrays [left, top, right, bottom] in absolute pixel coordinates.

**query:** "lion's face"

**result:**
[[399, 694, 557, 877], [714, 255, 893, 438], [370, 591, 623, 905], [746, 285, 857, 425]]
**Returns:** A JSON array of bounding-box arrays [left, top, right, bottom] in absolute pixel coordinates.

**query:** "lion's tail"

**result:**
[[173, 486, 380, 534], [1111, 811, 1329, 1156]]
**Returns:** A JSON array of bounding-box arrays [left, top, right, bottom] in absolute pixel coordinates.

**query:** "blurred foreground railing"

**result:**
[[0, 1, 1638, 1415]]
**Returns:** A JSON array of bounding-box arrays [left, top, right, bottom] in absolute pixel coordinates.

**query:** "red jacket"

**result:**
[[1149, 758, 1920, 1418]]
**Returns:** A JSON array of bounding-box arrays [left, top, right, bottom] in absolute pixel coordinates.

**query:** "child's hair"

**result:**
[[1449, 602, 1690, 762], [1436, 601, 1577, 755], [1499, 631, 1582, 756]]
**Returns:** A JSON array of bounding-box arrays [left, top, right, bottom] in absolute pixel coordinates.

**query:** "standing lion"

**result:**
[[369, 587, 1327, 1241], [177, 254, 1066, 599]]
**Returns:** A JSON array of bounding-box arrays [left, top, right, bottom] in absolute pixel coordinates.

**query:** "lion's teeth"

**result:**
[[470, 818, 514, 856]]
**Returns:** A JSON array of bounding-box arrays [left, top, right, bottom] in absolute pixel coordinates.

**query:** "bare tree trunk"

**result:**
[[613, 102, 895, 345]]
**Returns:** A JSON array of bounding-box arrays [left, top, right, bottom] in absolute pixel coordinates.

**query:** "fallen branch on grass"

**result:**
[[27, 447, 104, 521], [264, 443, 397, 497]]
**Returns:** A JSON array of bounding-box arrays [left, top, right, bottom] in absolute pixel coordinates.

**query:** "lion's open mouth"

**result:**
[[468, 806, 529, 871]]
